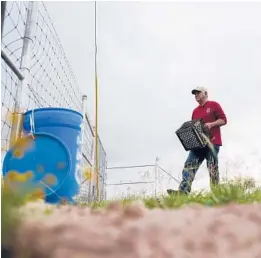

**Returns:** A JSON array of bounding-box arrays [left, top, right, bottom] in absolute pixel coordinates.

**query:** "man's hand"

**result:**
[[204, 119, 226, 130], [204, 122, 214, 130]]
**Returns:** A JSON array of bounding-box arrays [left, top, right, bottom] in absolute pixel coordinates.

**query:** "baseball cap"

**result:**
[[191, 86, 207, 95]]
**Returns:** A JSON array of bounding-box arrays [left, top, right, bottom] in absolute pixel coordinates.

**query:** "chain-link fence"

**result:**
[[106, 165, 156, 200], [1, 1, 28, 164], [106, 161, 180, 200], [97, 136, 107, 201], [1, 1, 107, 202]]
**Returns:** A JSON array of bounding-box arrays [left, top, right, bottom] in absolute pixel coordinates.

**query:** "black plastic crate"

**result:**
[[175, 119, 211, 151]]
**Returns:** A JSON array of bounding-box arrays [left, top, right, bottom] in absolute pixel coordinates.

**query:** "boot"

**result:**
[[166, 189, 183, 196]]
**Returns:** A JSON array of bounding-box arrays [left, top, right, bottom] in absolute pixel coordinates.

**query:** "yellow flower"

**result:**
[[6, 170, 33, 183], [83, 167, 92, 181], [28, 187, 45, 200], [43, 174, 57, 186]]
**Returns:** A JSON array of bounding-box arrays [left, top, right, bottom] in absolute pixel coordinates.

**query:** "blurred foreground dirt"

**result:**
[[11, 201, 261, 258]]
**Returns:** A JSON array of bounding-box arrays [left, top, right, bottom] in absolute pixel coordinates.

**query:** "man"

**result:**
[[167, 86, 227, 195]]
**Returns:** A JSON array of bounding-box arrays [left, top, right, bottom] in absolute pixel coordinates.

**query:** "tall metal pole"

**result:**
[[1, 1, 7, 35], [94, 0, 99, 202], [18, 1, 37, 110], [81, 95, 87, 158], [9, 1, 37, 147], [80, 94, 93, 202], [78, 94, 87, 183]]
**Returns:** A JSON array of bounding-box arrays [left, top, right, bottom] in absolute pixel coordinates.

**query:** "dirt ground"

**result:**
[[12, 201, 261, 258]]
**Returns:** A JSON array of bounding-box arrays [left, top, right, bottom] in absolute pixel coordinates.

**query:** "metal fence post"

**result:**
[[92, 125, 98, 201], [81, 94, 91, 202], [81, 95, 87, 160], [9, 1, 37, 146], [154, 156, 159, 197], [1, 1, 7, 35]]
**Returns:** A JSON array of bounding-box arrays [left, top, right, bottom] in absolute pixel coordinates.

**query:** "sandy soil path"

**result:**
[[11, 201, 261, 258]]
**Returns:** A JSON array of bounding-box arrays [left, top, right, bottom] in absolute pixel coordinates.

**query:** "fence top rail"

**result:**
[[1, 49, 24, 80], [107, 165, 154, 170]]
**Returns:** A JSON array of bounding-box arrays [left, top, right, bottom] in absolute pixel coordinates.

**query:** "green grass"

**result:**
[[1, 183, 27, 249], [86, 177, 261, 209]]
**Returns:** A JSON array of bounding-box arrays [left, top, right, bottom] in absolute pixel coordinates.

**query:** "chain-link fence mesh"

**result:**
[[1, 1, 28, 164], [1, 1, 28, 67], [106, 165, 156, 199], [106, 163, 180, 200], [1, 1, 107, 202], [1, 59, 19, 164], [98, 136, 107, 201], [25, 2, 82, 111]]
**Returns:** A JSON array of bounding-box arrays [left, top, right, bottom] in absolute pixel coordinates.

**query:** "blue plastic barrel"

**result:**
[[3, 133, 71, 199], [23, 108, 83, 203]]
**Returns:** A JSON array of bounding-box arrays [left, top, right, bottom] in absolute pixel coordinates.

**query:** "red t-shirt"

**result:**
[[192, 100, 227, 146]]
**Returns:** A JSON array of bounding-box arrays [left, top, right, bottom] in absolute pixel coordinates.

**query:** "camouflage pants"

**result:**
[[179, 144, 220, 194]]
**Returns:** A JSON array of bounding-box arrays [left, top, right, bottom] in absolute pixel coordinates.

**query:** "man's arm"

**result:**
[[205, 102, 227, 130], [212, 102, 227, 128], [211, 118, 226, 128]]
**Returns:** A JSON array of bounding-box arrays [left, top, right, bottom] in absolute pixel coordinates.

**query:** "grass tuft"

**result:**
[[79, 177, 261, 209]]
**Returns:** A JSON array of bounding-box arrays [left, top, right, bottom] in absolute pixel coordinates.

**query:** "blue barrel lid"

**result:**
[[23, 107, 83, 118], [23, 107, 83, 132], [2, 133, 71, 198]]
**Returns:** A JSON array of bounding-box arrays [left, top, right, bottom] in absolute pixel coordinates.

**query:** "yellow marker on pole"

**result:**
[[95, 75, 99, 201], [94, 1, 99, 201]]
